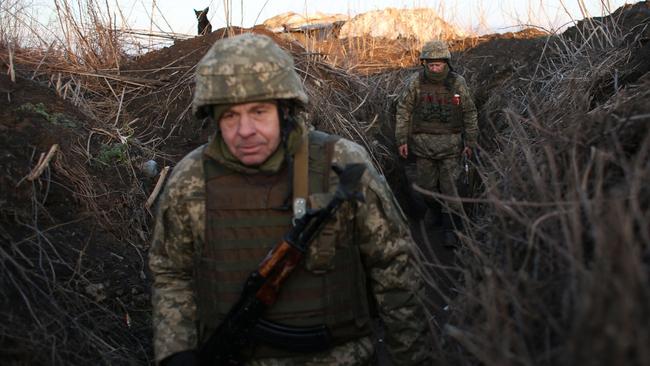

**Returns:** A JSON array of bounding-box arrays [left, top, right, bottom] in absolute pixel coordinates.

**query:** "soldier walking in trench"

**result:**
[[395, 40, 479, 248], [149, 34, 433, 365]]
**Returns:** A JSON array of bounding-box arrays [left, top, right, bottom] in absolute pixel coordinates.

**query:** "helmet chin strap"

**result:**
[[280, 109, 291, 146], [278, 101, 298, 147]]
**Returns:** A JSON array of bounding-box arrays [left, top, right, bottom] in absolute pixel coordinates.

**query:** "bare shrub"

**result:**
[[431, 12, 650, 366]]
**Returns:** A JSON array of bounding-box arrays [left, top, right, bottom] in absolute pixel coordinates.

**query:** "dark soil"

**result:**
[[0, 73, 151, 365]]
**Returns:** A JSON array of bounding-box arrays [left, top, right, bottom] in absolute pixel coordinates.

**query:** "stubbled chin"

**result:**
[[238, 154, 267, 166]]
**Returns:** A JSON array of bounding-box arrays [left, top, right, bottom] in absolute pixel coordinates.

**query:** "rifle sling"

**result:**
[[292, 129, 309, 219], [251, 318, 332, 353]]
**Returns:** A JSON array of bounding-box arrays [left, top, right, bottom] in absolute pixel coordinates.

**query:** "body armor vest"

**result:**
[[411, 71, 463, 135], [197, 131, 372, 358]]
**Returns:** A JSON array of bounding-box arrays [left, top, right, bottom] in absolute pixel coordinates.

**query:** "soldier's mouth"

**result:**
[[238, 145, 263, 154], [239, 144, 259, 148]]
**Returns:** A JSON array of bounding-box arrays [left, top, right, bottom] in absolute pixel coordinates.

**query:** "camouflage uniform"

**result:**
[[395, 41, 478, 215], [149, 34, 432, 366]]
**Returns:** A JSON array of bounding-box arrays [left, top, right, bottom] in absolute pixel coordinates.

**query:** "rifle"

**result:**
[[456, 146, 476, 198], [462, 153, 470, 186], [198, 163, 367, 366]]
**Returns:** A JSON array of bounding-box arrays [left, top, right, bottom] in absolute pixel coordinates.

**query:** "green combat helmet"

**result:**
[[192, 33, 309, 118], [419, 40, 451, 60]]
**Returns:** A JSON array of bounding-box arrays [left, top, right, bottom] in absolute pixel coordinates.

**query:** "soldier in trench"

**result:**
[[395, 40, 479, 248], [149, 34, 433, 365]]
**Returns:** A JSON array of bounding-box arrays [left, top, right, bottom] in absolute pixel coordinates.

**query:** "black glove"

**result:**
[[160, 350, 199, 366]]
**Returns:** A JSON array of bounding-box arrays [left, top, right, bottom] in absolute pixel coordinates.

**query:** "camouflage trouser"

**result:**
[[415, 156, 463, 214], [248, 337, 374, 366]]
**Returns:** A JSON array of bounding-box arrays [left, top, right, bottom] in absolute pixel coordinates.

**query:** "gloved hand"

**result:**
[[160, 350, 199, 366]]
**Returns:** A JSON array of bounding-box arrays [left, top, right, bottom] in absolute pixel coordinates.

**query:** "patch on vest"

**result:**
[[416, 90, 456, 123]]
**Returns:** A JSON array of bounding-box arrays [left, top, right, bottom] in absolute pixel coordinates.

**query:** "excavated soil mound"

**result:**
[[0, 73, 151, 364]]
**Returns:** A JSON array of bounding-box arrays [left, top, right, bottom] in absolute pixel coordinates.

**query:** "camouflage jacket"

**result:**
[[149, 133, 433, 365], [395, 69, 478, 159]]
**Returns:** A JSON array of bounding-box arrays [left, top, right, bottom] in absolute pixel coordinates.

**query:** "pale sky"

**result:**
[[30, 0, 630, 37], [117, 0, 629, 34]]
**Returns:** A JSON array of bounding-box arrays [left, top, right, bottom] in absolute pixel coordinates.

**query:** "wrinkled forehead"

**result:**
[[213, 100, 278, 119]]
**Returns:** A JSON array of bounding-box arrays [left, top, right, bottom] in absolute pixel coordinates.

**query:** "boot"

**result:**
[[441, 213, 462, 248], [423, 207, 441, 228], [421, 198, 442, 226], [409, 188, 428, 220]]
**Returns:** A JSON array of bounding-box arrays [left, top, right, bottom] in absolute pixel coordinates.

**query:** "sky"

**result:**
[[27, 0, 630, 41], [111, 0, 629, 35]]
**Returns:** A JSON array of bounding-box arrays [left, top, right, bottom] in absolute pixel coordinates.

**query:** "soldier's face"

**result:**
[[218, 101, 281, 166], [425, 60, 446, 73]]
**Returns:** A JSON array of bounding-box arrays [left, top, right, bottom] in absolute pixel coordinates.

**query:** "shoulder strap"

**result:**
[[306, 130, 340, 194], [292, 129, 309, 219]]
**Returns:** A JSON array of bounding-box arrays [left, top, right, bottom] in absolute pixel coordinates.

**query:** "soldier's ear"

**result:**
[[280, 105, 289, 119], [277, 100, 293, 120]]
